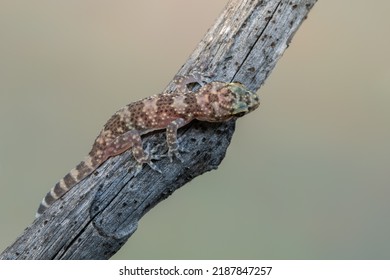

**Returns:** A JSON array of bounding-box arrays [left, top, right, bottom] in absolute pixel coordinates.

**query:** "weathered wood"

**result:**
[[0, 0, 317, 260]]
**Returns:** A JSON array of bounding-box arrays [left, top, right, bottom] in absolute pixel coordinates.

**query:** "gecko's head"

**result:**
[[226, 82, 260, 117], [195, 81, 260, 122]]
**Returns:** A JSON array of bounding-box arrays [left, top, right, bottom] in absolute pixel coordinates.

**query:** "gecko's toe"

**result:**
[[130, 160, 162, 176], [132, 163, 143, 176], [168, 146, 188, 163], [145, 143, 165, 161], [147, 161, 162, 173]]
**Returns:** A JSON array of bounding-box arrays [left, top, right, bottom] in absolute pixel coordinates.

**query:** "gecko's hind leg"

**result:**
[[103, 130, 162, 175]]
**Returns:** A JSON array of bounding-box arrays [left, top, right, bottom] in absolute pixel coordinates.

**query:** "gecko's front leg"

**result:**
[[173, 72, 213, 93], [103, 130, 161, 175]]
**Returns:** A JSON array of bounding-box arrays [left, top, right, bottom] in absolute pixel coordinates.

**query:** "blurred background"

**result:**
[[0, 0, 389, 259]]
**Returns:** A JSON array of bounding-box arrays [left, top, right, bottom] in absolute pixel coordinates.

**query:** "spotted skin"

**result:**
[[36, 76, 260, 217]]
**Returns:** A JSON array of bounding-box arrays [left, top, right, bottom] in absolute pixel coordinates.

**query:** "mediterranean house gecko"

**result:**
[[36, 75, 260, 217]]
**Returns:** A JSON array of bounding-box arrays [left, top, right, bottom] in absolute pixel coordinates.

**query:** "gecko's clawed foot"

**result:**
[[130, 143, 163, 175], [130, 142, 189, 175], [149, 142, 166, 159], [173, 71, 214, 93], [144, 143, 163, 173], [168, 144, 189, 163], [131, 160, 162, 176]]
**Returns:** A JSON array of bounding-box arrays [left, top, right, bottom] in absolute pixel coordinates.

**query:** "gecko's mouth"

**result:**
[[235, 112, 246, 118]]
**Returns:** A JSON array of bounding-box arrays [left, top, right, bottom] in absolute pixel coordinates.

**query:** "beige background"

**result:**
[[0, 0, 389, 259]]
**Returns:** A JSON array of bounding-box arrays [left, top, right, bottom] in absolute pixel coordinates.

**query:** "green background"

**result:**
[[1, 0, 389, 259]]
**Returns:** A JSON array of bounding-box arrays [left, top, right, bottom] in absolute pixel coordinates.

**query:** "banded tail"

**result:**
[[36, 155, 98, 217]]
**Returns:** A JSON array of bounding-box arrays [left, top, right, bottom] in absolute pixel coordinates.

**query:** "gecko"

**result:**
[[36, 75, 260, 217]]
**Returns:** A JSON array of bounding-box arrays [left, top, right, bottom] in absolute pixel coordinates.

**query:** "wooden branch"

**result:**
[[0, 0, 317, 260]]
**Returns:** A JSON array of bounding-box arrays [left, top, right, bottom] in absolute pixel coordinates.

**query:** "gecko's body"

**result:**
[[36, 78, 260, 217]]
